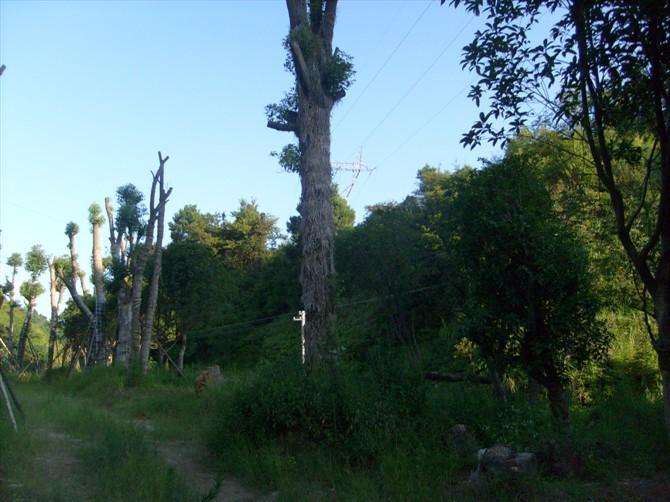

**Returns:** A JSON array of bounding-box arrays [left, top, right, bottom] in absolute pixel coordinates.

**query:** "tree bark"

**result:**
[[298, 102, 336, 366], [88, 219, 107, 367]]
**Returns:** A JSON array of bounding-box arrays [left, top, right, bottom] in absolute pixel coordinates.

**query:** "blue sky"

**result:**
[[0, 0, 501, 314]]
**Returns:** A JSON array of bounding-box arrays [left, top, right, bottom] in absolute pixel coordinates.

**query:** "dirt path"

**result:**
[[6, 427, 90, 501], [154, 438, 276, 502], [132, 419, 276, 502]]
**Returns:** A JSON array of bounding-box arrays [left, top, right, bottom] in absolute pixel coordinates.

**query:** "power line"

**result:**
[[353, 15, 475, 152], [371, 82, 471, 170], [333, 0, 433, 132], [186, 282, 451, 340]]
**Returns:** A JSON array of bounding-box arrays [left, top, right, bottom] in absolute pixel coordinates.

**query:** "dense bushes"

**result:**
[[208, 353, 428, 463]]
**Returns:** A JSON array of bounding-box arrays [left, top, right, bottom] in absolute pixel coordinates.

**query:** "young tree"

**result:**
[[446, 159, 608, 422], [5, 252, 23, 353], [46, 256, 67, 370], [16, 245, 47, 368], [447, 0, 670, 437], [266, 0, 354, 367]]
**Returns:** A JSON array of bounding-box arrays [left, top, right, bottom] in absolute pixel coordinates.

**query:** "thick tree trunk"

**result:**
[[16, 302, 33, 369], [298, 103, 336, 367]]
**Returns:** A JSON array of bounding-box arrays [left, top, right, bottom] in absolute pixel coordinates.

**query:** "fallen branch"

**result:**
[[425, 371, 492, 384]]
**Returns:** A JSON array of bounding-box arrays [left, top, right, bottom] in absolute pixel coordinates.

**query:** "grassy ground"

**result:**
[[0, 316, 668, 501]]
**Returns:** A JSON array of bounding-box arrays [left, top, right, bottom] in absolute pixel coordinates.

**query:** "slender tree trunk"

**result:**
[[140, 168, 168, 373], [68, 233, 88, 296], [6, 267, 18, 354], [47, 260, 59, 370], [177, 332, 187, 373], [88, 221, 106, 367], [16, 301, 33, 369]]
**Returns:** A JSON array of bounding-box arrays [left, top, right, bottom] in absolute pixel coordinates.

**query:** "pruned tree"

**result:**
[[107, 183, 146, 367], [140, 154, 172, 373], [16, 245, 47, 368], [266, 0, 354, 367], [5, 252, 23, 354], [446, 0, 670, 438], [88, 203, 107, 367], [47, 256, 67, 370], [105, 153, 171, 369]]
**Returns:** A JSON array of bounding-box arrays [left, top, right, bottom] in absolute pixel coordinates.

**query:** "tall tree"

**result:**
[[5, 252, 23, 354], [16, 245, 47, 368], [266, 0, 354, 367], [130, 153, 171, 363], [140, 156, 171, 373], [88, 203, 107, 367], [447, 0, 670, 438]]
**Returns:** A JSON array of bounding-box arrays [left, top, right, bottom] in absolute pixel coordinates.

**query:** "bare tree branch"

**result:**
[[267, 120, 297, 132]]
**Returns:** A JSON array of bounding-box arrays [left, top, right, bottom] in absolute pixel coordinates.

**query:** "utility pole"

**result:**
[[293, 310, 306, 364], [332, 148, 375, 198]]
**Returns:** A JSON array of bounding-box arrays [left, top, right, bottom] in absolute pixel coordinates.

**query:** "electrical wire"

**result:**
[[333, 0, 433, 132], [353, 15, 475, 152], [186, 281, 451, 340]]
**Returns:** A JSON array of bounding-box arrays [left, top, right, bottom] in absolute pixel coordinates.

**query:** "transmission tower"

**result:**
[[332, 148, 375, 198]]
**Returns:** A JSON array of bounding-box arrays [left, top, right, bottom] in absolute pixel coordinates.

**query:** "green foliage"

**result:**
[[447, 158, 609, 387], [64, 221, 79, 238], [321, 47, 355, 98], [19, 281, 45, 303], [6, 251, 22, 269], [24, 245, 47, 280], [168, 204, 223, 251], [270, 143, 300, 174], [115, 183, 146, 242], [222, 199, 280, 268], [208, 355, 427, 463], [88, 202, 105, 226]]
